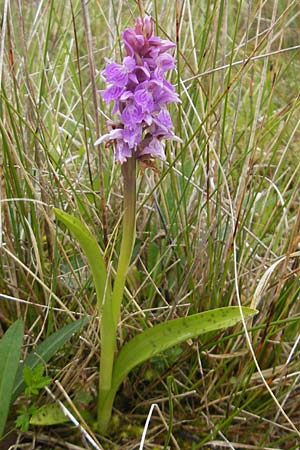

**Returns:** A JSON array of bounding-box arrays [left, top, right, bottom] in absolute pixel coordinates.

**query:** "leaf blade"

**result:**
[[12, 317, 88, 402], [0, 319, 24, 437], [30, 403, 69, 426], [53, 208, 110, 308], [112, 307, 257, 394]]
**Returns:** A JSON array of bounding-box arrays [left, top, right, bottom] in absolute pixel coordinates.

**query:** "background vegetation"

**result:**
[[0, 0, 300, 448]]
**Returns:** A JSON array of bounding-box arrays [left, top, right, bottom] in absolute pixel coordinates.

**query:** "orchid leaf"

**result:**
[[101, 307, 257, 417], [53, 208, 110, 308]]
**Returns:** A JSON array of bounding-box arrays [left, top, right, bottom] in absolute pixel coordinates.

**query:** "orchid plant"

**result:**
[[54, 16, 257, 434]]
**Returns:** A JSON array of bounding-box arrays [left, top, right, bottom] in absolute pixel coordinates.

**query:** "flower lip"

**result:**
[[121, 103, 144, 126], [123, 125, 143, 148], [94, 128, 124, 146], [137, 136, 166, 160], [155, 53, 176, 72], [134, 87, 154, 112], [101, 85, 124, 103]]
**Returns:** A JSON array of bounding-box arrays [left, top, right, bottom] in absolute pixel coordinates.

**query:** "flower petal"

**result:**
[[94, 128, 123, 146], [138, 137, 166, 160]]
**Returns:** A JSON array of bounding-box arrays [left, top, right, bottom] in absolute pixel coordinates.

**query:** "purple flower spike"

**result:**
[[96, 16, 180, 164]]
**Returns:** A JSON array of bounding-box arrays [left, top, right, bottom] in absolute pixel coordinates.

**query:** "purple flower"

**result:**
[[123, 125, 143, 148], [155, 53, 176, 74], [121, 103, 144, 126], [152, 80, 180, 105], [148, 36, 176, 53], [134, 15, 153, 38], [156, 109, 173, 129], [101, 85, 124, 103], [134, 87, 154, 112], [122, 29, 145, 58], [114, 140, 132, 164], [103, 62, 128, 87], [103, 56, 137, 87], [94, 127, 133, 163], [96, 16, 181, 164], [138, 136, 166, 160]]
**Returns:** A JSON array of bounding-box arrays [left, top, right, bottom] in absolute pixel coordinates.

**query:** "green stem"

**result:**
[[111, 156, 137, 326], [97, 156, 136, 433]]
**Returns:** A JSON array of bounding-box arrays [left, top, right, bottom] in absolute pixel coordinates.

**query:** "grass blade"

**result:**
[[0, 319, 24, 437]]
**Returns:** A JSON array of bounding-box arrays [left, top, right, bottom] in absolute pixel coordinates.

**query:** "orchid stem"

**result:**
[[97, 156, 136, 433], [111, 156, 137, 326]]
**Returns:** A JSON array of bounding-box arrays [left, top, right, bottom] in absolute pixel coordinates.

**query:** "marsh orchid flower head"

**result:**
[[96, 16, 181, 164]]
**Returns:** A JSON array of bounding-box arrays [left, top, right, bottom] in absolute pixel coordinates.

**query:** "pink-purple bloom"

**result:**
[[95, 16, 181, 164]]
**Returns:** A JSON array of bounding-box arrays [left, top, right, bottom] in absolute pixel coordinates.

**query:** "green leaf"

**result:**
[[23, 364, 51, 396], [53, 208, 110, 310], [16, 405, 37, 432], [22, 365, 33, 387], [112, 307, 257, 398], [30, 403, 69, 426], [0, 319, 24, 437], [12, 317, 88, 402]]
